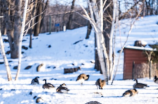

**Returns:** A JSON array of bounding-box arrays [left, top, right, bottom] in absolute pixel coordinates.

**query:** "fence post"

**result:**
[[132, 61, 135, 79], [49, 16, 52, 34], [63, 25, 66, 32]]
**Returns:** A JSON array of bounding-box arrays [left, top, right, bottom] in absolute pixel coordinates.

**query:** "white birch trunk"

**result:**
[[90, 0, 109, 83], [0, 30, 12, 81], [15, 0, 28, 80], [88, 1, 107, 81], [81, 0, 110, 83], [109, 0, 117, 81]]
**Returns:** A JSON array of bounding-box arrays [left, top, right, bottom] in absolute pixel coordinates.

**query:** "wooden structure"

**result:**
[[64, 67, 81, 74], [123, 46, 157, 79]]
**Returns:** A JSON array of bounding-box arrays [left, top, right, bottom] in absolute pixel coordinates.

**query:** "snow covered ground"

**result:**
[[0, 15, 158, 104]]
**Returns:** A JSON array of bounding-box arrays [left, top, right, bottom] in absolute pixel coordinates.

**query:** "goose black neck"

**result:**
[[44, 79, 47, 84], [155, 76, 157, 79], [135, 79, 138, 83]]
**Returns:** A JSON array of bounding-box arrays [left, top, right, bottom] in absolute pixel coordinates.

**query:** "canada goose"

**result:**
[[56, 83, 70, 93], [95, 78, 106, 89], [59, 83, 66, 87], [85, 101, 101, 104], [31, 76, 40, 85], [154, 76, 158, 84], [36, 63, 44, 72], [42, 79, 55, 89], [133, 79, 149, 89], [122, 89, 138, 97], [76, 74, 90, 85], [36, 97, 44, 103]]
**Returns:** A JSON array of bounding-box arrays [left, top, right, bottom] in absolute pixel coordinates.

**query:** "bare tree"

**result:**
[[13, 0, 23, 59], [111, 2, 143, 85], [34, 0, 43, 36], [15, 0, 28, 81], [3, 0, 17, 58], [79, 0, 113, 84], [108, 0, 117, 80]]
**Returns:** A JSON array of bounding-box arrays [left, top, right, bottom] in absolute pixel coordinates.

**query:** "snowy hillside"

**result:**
[[0, 15, 158, 104]]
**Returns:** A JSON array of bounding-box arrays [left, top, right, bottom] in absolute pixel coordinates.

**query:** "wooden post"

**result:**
[[149, 61, 152, 79], [63, 25, 66, 32], [49, 15, 51, 34], [132, 61, 135, 79]]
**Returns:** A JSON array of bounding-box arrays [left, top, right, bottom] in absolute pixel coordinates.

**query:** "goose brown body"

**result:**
[[76, 74, 90, 85], [133, 79, 149, 89], [36, 63, 44, 72], [42, 79, 55, 89], [56, 83, 69, 93], [36, 97, 43, 103], [122, 89, 138, 97], [95, 78, 106, 89]]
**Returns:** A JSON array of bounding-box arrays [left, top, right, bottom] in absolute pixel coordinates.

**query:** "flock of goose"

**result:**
[[30, 74, 158, 103], [123, 76, 158, 97]]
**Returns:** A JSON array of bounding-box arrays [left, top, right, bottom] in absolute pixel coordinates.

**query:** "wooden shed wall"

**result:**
[[123, 48, 148, 79]]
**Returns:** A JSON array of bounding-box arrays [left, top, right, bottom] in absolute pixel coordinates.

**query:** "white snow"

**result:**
[[0, 15, 158, 104]]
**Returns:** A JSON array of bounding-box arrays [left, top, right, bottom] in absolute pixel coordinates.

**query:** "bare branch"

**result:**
[[103, 0, 107, 7], [111, 4, 143, 85], [79, 4, 97, 31], [103, 1, 112, 12], [119, 1, 139, 20]]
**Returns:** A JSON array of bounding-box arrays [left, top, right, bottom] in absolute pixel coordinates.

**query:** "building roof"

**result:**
[[124, 46, 155, 51]]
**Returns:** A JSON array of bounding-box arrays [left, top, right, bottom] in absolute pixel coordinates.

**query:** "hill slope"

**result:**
[[0, 16, 158, 104]]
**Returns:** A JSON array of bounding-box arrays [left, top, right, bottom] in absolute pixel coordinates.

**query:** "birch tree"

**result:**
[[15, 0, 28, 80], [108, 0, 117, 80], [111, 2, 143, 85], [0, 29, 12, 81], [80, 0, 113, 83], [80, 0, 118, 83]]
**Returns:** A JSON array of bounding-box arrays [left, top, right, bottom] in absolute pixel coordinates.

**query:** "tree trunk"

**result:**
[[103, 0, 113, 79], [29, 0, 37, 48], [81, 0, 111, 84], [0, 30, 12, 81], [13, 0, 22, 59], [15, 0, 28, 80], [67, 0, 76, 29], [108, 0, 117, 81], [90, 0, 109, 84], [34, 0, 43, 36], [85, 4, 92, 39], [95, 32, 101, 72], [34, 0, 49, 36], [149, 61, 152, 79], [29, 29, 32, 48], [85, 21, 92, 39], [0, 0, 6, 35], [3, 0, 17, 59]]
